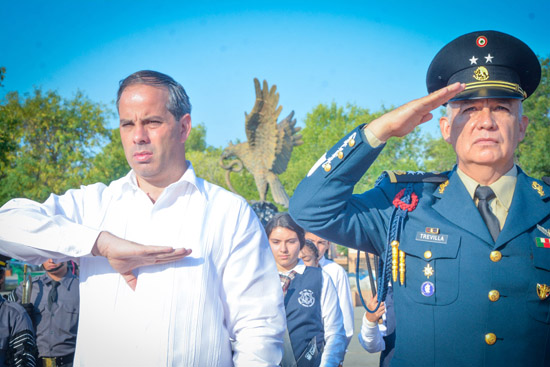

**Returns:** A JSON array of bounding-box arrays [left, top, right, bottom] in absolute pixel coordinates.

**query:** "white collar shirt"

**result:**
[[0, 163, 285, 366], [318, 256, 354, 345]]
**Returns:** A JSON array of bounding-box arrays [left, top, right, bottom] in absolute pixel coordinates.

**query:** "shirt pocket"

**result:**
[[54, 302, 79, 335], [399, 234, 461, 306], [527, 243, 550, 324]]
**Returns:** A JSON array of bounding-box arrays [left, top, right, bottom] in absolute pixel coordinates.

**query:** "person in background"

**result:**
[[306, 232, 354, 348], [9, 259, 78, 367], [300, 239, 320, 267], [0, 255, 37, 367], [266, 213, 346, 367]]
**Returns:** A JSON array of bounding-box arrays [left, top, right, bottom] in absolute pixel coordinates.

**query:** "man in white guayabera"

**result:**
[[0, 70, 286, 366]]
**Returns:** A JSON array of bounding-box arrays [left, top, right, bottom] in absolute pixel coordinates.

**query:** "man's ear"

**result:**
[[518, 114, 529, 142], [439, 116, 452, 143], [180, 114, 192, 143]]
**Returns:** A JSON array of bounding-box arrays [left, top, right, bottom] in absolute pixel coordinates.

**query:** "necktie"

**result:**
[[475, 185, 500, 242], [48, 281, 60, 311], [279, 271, 297, 297]]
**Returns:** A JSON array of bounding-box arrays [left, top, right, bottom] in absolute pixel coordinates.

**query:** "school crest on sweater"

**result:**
[[298, 289, 315, 307]]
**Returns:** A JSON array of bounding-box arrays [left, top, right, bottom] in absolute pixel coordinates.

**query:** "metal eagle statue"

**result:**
[[220, 78, 302, 208]]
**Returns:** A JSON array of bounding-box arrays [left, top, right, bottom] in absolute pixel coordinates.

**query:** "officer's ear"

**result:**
[[439, 116, 452, 144], [518, 114, 529, 143]]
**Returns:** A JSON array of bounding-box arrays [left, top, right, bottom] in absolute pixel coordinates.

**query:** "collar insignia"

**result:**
[[537, 284, 550, 301], [438, 180, 449, 194], [532, 181, 545, 197]]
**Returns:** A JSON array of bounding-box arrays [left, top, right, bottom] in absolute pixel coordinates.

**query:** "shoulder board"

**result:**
[[380, 170, 449, 184], [542, 176, 550, 186]]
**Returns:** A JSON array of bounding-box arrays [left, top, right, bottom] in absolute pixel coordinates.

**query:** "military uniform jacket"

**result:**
[[0, 297, 37, 366], [289, 125, 550, 367], [10, 272, 79, 358]]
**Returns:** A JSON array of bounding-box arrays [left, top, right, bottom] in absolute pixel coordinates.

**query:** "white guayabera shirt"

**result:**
[[0, 163, 286, 366]]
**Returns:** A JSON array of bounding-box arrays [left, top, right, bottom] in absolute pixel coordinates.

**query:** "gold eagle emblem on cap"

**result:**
[[473, 66, 490, 81]]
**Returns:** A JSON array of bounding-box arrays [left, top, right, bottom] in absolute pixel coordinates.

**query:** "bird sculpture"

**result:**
[[220, 78, 302, 208]]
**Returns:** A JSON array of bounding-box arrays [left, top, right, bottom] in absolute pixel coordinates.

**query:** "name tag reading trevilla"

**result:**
[[416, 232, 448, 244]]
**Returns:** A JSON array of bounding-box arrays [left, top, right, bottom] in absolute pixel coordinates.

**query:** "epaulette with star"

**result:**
[[375, 170, 449, 187]]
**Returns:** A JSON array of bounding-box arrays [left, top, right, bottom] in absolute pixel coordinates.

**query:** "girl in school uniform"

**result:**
[[265, 213, 346, 367]]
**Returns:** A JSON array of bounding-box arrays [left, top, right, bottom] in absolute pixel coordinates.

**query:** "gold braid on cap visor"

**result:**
[[464, 80, 527, 98]]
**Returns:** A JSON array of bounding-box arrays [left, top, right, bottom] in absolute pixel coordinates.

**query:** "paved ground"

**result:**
[[342, 306, 380, 366]]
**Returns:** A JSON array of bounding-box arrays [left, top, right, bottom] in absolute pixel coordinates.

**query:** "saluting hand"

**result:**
[[366, 82, 465, 142], [92, 231, 192, 290]]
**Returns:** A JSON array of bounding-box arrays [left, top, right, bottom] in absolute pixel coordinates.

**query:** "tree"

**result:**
[[282, 102, 427, 197], [0, 66, 5, 87], [517, 57, 550, 178], [186, 122, 208, 152], [0, 89, 112, 205], [423, 129, 456, 172], [85, 128, 128, 184]]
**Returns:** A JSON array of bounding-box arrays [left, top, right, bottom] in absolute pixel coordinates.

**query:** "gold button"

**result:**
[[323, 163, 331, 172], [488, 290, 500, 302], [424, 251, 432, 259], [485, 333, 497, 345], [349, 138, 356, 147], [490, 251, 502, 262], [337, 151, 344, 159]]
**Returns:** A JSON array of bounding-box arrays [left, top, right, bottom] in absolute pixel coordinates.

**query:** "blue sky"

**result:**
[[2, 1, 549, 148]]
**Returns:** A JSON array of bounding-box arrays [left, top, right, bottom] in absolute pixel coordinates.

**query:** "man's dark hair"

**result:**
[[265, 212, 306, 249], [116, 70, 191, 120], [303, 239, 319, 259]]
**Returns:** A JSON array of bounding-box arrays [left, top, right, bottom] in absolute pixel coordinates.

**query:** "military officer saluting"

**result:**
[[289, 30, 550, 366]]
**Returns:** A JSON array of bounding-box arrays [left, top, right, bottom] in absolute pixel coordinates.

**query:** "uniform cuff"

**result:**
[[363, 316, 379, 328], [362, 126, 385, 147]]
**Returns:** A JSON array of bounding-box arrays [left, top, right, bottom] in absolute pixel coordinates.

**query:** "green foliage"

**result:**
[[182, 121, 263, 202], [517, 57, 550, 178], [186, 122, 208, 152], [282, 102, 427, 196], [187, 147, 224, 185], [282, 103, 371, 197], [423, 132, 456, 172], [0, 66, 5, 87], [85, 128, 128, 184], [0, 89, 112, 205], [187, 146, 260, 201], [336, 244, 348, 257]]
